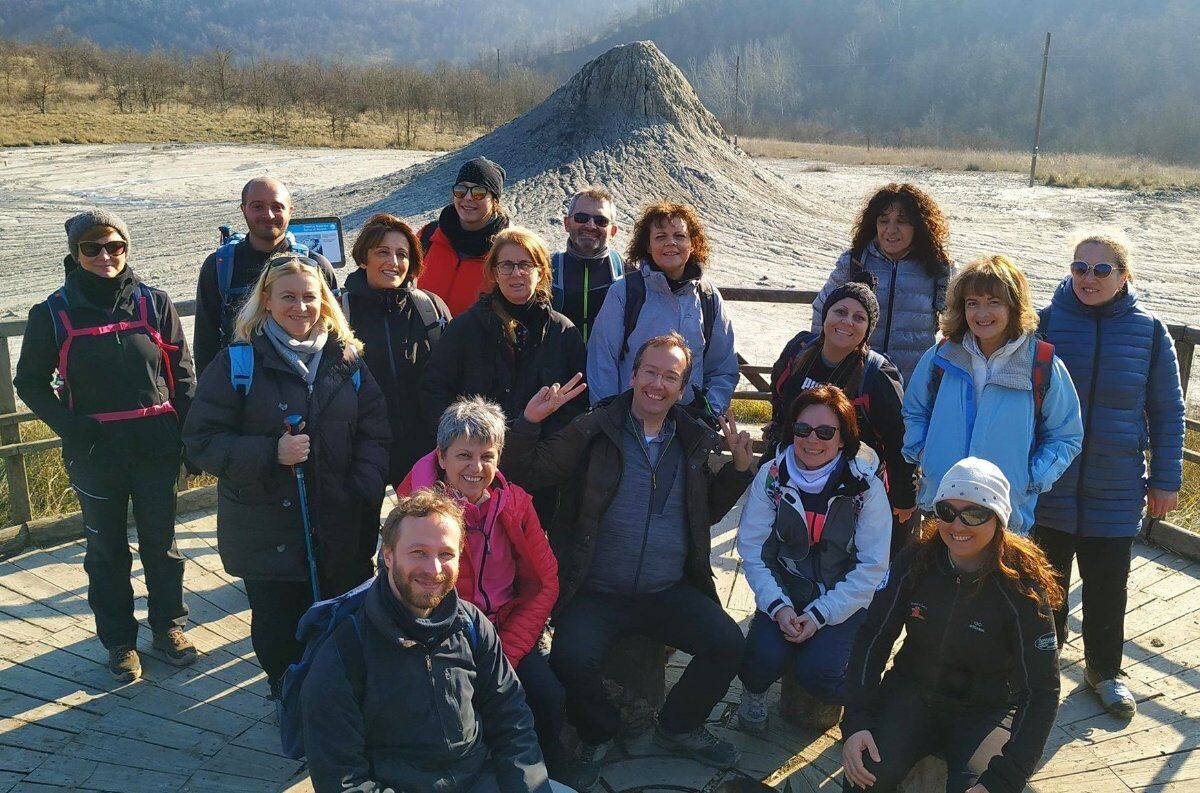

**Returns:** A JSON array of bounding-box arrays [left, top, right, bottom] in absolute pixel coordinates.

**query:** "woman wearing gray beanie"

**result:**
[[14, 209, 197, 683], [768, 270, 917, 553], [841, 457, 1063, 793]]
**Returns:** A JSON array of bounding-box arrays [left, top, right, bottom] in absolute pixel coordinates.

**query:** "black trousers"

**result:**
[[1032, 524, 1134, 678], [516, 648, 568, 780], [549, 582, 744, 744], [843, 682, 1012, 793], [69, 453, 187, 650]]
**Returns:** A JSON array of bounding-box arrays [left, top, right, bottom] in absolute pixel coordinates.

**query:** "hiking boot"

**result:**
[[737, 688, 768, 733], [1085, 667, 1136, 718], [653, 724, 740, 768], [107, 645, 141, 682], [571, 739, 612, 792], [152, 628, 198, 667]]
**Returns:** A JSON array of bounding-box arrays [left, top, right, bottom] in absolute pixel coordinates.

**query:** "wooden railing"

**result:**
[[1, 289, 1197, 540]]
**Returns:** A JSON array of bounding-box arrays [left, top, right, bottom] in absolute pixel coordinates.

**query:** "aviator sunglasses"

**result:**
[[1070, 261, 1122, 278], [452, 183, 490, 200], [793, 422, 838, 441], [77, 240, 127, 257], [933, 501, 995, 526], [571, 212, 611, 227]]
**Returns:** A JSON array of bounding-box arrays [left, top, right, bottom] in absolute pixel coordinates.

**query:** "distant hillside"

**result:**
[[0, 0, 646, 65], [536, 0, 1200, 165]]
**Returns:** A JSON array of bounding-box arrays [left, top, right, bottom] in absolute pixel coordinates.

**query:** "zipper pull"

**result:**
[[425, 654, 432, 671]]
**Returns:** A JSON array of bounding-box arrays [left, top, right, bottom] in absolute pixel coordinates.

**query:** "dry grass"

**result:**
[[1, 419, 216, 526], [0, 87, 484, 151], [740, 138, 1200, 192]]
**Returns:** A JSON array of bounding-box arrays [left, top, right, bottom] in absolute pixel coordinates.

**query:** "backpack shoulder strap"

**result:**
[[698, 279, 717, 350], [465, 618, 478, 650], [928, 338, 949, 406], [849, 247, 867, 273], [45, 288, 70, 348], [418, 222, 437, 255], [214, 241, 239, 299], [135, 283, 161, 329], [228, 343, 254, 396], [860, 349, 883, 398], [619, 269, 647, 361], [410, 289, 447, 344], [333, 614, 368, 704], [1031, 339, 1055, 416], [608, 249, 624, 279], [339, 290, 352, 322], [1036, 305, 1051, 340]]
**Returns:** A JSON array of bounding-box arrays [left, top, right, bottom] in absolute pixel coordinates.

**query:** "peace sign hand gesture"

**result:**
[[523, 373, 588, 424], [718, 412, 754, 472]]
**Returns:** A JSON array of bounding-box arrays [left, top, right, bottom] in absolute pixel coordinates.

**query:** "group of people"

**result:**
[[14, 156, 1187, 793]]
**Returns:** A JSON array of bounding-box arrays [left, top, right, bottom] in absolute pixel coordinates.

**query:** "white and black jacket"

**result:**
[[736, 445, 891, 628]]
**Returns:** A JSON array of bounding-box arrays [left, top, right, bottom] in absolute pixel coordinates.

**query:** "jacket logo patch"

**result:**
[[968, 620, 985, 633], [909, 602, 927, 621], [1034, 633, 1057, 652], [766, 463, 783, 506]]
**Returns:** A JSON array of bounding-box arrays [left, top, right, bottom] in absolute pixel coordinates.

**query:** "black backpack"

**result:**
[[618, 269, 718, 361]]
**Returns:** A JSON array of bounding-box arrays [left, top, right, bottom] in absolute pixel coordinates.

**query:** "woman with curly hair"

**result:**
[[841, 457, 1064, 793], [811, 183, 954, 382], [586, 201, 739, 418], [902, 255, 1083, 535]]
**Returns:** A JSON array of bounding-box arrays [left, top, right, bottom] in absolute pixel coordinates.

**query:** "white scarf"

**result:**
[[785, 449, 843, 494]]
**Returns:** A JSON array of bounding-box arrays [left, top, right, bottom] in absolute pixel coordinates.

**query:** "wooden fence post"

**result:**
[[0, 337, 33, 526]]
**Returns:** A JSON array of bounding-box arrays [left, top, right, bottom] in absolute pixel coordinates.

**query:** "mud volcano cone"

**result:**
[[337, 41, 835, 259]]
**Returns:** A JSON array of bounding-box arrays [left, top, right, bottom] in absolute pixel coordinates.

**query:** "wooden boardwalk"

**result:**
[[0, 503, 1197, 792]]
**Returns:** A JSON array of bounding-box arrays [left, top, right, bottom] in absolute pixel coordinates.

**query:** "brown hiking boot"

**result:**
[[108, 645, 142, 682], [152, 628, 198, 667]]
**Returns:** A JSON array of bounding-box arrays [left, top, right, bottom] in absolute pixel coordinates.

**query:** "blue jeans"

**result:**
[[739, 609, 865, 702]]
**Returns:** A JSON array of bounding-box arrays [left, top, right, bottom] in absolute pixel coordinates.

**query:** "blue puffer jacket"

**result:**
[[812, 242, 953, 382], [902, 333, 1083, 534], [1034, 278, 1185, 537]]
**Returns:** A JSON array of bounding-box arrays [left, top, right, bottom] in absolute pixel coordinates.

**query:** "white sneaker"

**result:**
[[737, 688, 768, 732]]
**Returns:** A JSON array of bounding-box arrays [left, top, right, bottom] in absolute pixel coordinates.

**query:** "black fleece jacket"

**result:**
[[300, 575, 550, 793], [842, 546, 1061, 793], [15, 262, 194, 462]]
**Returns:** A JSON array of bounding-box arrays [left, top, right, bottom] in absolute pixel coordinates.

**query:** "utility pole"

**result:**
[[496, 48, 501, 82], [1029, 32, 1051, 187], [733, 54, 741, 146]]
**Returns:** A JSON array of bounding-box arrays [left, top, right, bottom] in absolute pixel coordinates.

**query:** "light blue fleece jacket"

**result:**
[[902, 333, 1083, 534], [585, 261, 740, 414]]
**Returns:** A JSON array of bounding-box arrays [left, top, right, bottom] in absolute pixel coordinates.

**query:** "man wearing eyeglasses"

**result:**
[[551, 187, 623, 343], [193, 177, 337, 376], [418, 156, 511, 317]]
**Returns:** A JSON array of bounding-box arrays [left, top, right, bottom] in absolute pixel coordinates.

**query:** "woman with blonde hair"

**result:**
[[184, 255, 390, 697], [1032, 234, 1185, 718], [902, 255, 1083, 534]]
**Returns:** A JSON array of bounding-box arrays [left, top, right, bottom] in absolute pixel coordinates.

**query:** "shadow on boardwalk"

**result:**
[[0, 504, 1196, 792]]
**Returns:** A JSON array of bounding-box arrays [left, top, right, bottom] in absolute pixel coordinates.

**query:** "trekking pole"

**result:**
[[284, 414, 321, 602]]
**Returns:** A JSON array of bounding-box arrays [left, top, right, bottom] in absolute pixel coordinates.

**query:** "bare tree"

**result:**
[[23, 52, 59, 114]]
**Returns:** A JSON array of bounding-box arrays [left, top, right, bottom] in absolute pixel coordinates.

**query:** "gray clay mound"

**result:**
[[328, 41, 841, 278]]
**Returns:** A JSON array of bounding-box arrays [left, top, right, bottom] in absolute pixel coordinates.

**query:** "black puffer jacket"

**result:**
[[15, 261, 194, 463], [300, 575, 550, 793], [182, 332, 390, 591], [842, 546, 1061, 793], [419, 293, 587, 433], [341, 268, 450, 483]]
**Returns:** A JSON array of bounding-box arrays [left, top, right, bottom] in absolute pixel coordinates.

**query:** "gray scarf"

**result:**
[[264, 317, 328, 390]]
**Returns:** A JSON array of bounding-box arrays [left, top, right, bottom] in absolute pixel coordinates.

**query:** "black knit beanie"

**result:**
[[821, 271, 880, 341], [455, 156, 505, 198]]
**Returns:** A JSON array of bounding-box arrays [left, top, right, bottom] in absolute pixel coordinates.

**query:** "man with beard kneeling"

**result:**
[[300, 487, 570, 792]]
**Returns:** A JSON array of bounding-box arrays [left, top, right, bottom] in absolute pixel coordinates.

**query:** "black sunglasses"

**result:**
[[452, 183, 490, 200], [793, 422, 838, 441], [1070, 261, 1121, 278], [933, 501, 995, 527], [77, 240, 127, 257], [571, 212, 611, 227]]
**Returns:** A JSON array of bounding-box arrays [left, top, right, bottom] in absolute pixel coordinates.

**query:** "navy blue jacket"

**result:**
[[299, 574, 551, 792], [1035, 278, 1185, 537]]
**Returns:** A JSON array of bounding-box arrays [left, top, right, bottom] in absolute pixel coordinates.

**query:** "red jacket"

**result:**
[[417, 226, 487, 318], [397, 451, 559, 666]]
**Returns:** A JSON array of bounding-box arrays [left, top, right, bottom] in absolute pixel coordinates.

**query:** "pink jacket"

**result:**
[[397, 451, 559, 665]]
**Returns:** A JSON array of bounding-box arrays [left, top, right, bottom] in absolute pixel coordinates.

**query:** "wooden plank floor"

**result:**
[[0, 503, 1197, 792]]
